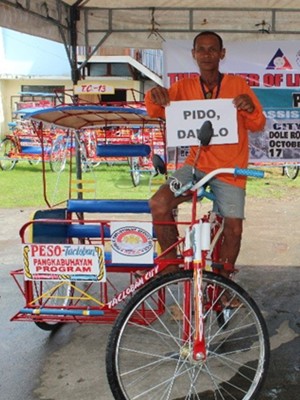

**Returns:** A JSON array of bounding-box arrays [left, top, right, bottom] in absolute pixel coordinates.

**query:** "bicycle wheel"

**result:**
[[129, 156, 141, 186], [106, 270, 270, 400], [50, 135, 67, 172], [25, 280, 74, 331], [0, 138, 17, 170], [80, 141, 101, 172], [284, 165, 299, 180]]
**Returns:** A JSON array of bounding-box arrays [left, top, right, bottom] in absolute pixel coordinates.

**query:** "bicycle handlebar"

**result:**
[[234, 168, 264, 178], [174, 167, 264, 197]]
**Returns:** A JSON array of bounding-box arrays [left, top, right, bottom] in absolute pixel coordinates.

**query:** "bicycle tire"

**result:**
[[50, 136, 67, 173], [106, 270, 270, 400], [25, 280, 74, 331], [129, 156, 141, 186], [0, 138, 17, 171], [284, 165, 299, 180], [80, 142, 101, 172], [80, 143, 90, 172]]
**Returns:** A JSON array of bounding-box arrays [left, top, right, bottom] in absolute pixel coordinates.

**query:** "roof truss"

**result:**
[[2, 1, 300, 83]]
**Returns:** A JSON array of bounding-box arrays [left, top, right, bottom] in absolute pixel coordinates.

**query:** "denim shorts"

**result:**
[[168, 164, 245, 219]]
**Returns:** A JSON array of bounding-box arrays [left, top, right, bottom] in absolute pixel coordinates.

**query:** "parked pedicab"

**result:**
[[0, 119, 70, 172], [80, 124, 165, 185]]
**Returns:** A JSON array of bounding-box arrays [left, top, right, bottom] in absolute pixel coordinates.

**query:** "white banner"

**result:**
[[23, 243, 106, 282], [163, 39, 300, 164], [166, 99, 237, 147], [163, 39, 300, 89]]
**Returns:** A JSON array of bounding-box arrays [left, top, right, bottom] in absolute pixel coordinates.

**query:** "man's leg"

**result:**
[[149, 183, 189, 272], [216, 217, 244, 307], [209, 178, 245, 279], [218, 217, 243, 277]]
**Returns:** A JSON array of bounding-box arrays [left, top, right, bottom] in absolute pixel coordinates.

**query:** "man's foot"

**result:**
[[170, 304, 183, 321], [220, 290, 243, 308], [211, 262, 237, 279]]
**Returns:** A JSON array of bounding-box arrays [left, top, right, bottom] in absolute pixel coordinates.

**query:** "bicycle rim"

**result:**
[[106, 270, 269, 400], [284, 165, 299, 180], [50, 137, 67, 172], [129, 156, 140, 186]]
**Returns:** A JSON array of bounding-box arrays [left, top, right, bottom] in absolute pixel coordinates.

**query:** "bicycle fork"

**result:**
[[183, 218, 210, 361]]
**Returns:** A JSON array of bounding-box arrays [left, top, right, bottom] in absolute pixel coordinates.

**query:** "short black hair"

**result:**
[[193, 31, 223, 50]]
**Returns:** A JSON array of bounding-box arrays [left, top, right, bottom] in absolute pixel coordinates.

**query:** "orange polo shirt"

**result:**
[[145, 74, 266, 188]]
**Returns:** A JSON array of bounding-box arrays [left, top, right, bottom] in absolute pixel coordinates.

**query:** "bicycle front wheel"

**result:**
[[106, 270, 269, 400]]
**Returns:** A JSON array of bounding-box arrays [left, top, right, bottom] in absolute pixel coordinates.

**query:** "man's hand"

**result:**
[[233, 94, 255, 113], [150, 86, 170, 106]]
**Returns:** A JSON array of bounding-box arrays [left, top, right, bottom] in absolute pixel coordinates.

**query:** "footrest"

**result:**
[[20, 308, 104, 316]]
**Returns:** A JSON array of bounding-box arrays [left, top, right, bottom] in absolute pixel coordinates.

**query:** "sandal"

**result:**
[[220, 290, 243, 308], [211, 261, 238, 277], [170, 304, 184, 321]]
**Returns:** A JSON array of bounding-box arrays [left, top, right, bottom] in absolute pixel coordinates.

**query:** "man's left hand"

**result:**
[[233, 94, 255, 113]]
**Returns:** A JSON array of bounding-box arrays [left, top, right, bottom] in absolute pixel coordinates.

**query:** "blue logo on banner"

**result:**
[[266, 48, 293, 70]]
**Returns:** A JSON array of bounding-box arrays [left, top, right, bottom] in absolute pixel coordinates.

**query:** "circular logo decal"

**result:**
[[111, 226, 153, 257]]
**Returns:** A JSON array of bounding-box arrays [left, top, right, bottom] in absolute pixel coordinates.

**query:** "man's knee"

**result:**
[[149, 186, 175, 218], [223, 218, 243, 239], [149, 193, 168, 218]]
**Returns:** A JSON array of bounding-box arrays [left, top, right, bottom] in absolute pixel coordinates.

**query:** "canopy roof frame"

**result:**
[[2, 1, 300, 83]]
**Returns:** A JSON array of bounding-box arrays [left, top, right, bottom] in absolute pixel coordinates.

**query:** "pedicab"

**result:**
[[80, 123, 166, 185], [0, 119, 70, 172], [9, 106, 270, 400], [10, 100, 168, 330]]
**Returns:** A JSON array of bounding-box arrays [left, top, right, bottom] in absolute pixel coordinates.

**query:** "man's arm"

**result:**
[[235, 88, 266, 132], [145, 87, 170, 119]]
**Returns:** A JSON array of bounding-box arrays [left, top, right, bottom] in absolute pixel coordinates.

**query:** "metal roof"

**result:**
[[19, 104, 163, 129], [1, 0, 300, 50], [2, 0, 300, 84]]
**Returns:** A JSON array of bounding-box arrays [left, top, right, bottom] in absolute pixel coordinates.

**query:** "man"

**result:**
[[145, 31, 266, 277]]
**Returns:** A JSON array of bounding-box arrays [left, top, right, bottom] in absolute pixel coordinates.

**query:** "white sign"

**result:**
[[163, 39, 300, 163], [74, 82, 115, 94], [23, 243, 106, 282], [163, 39, 300, 89], [165, 99, 238, 147], [111, 222, 153, 264]]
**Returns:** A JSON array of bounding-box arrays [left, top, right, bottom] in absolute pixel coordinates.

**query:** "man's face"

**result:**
[[192, 34, 225, 72]]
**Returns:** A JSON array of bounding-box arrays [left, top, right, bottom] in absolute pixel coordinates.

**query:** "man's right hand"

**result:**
[[150, 86, 170, 106]]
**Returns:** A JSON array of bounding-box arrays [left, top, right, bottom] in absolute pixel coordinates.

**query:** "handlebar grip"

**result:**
[[234, 168, 264, 178], [174, 181, 194, 197]]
